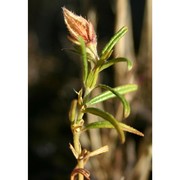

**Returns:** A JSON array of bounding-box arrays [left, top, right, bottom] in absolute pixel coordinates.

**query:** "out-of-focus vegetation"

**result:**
[[28, 0, 152, 179]]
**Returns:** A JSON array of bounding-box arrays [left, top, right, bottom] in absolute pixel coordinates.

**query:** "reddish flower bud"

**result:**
[[62, 7, 97, 46]]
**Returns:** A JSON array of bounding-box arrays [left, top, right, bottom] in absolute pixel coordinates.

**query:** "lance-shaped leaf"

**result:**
[[84, 107, 125, 143], [83, 120, 144, 137], [99, 57, 133, 72], [78, 36, 88, 84], [98, 84, 130, 118], [86, 84, 137, 106], [100, 26, 128, 59]]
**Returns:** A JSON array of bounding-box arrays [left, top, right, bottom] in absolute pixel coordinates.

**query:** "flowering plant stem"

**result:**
[[62, 7, 144, 180]]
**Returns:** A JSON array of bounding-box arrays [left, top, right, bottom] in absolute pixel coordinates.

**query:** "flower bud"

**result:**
[[62, 7, 98, 61], [62, 7, 97, 45]]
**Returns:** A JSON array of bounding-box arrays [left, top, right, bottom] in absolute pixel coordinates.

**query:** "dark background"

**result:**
[[28, 0, 151, 179]]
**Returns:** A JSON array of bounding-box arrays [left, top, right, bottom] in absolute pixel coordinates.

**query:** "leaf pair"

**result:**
[[83, 107, 144, 144], [78, 26, 130, 86]]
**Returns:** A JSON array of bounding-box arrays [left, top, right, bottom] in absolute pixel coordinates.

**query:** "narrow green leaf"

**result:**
[[86, 84, 137, 105], [78, 36, 88, 84], [99, 57, 133, 72], [101, 26, 128, 58], [84, 107, 125, 143], [98, 84, 130, 118], [85, 68, 99, 89], [119, 122, 144, 136], [83, 120, 144, 137]]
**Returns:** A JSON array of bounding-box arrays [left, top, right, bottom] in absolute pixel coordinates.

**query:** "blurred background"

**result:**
[[28, 0, 152, 179]]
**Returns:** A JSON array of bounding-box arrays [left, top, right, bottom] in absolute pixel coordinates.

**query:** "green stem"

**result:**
[[73, 130, 81, 154], [73, 128, 84, 180], [72, 87, 92, 179]]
